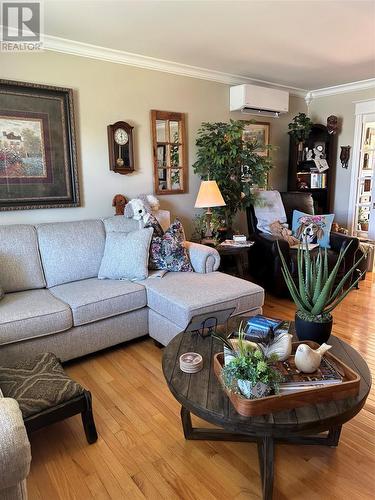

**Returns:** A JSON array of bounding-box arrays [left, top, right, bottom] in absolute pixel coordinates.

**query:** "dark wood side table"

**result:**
[[201, 241, 254, 277], [162, 326, 371, 500]]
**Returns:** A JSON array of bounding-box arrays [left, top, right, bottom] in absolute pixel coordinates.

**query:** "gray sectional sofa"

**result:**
[[0, 217, 264, 364]]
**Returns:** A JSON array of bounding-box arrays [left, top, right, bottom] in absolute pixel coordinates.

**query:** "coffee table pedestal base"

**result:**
[[181, 406, 341, 500]]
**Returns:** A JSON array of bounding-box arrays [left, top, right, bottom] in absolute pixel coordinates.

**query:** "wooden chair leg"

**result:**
[[81, 391, 98, 444]]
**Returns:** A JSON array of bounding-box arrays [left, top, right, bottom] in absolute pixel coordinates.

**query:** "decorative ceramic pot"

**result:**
[[295, 313, 333, 345], [237, 379, 271, 399]]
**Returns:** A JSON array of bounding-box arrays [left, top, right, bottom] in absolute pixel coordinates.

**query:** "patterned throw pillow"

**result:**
[[292, 210, 334, 249], [145, 216, 193, 272], [0, 284, 4, 301]]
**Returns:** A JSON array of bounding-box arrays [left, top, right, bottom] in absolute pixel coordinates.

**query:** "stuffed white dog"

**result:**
[[124, 198, 151, 224], [139, 194, 160, 212]]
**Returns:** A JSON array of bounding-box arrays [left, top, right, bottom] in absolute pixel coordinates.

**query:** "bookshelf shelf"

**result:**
[[288, 123, 336, 214]]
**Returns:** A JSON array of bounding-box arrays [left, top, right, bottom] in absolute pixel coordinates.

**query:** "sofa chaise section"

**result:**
[[143, 271, 264, 346]]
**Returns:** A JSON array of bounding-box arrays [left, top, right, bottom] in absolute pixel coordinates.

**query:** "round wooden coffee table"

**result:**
[[162, 327, 371, 500]]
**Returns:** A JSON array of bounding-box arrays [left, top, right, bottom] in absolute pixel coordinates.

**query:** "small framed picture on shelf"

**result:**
[[243, 122, 270, 157]]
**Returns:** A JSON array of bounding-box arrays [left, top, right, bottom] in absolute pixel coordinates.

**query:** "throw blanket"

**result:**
[[254, 191, 287, 234]]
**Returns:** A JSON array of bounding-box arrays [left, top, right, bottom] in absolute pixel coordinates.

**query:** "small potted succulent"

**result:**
[[278, 242, 364, 344], [358, 208, 369, 232], [214, 329, 283, 399]]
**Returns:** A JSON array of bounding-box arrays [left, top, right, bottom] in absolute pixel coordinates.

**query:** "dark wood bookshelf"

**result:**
[[288, 123, 336, 214]]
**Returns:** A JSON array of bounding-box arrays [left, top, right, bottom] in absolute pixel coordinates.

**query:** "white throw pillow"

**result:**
[[98, 228, 153, 281], [254, 190, 287, 234]]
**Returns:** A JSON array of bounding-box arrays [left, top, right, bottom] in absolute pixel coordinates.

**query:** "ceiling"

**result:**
[[42, 0, 375, 91]]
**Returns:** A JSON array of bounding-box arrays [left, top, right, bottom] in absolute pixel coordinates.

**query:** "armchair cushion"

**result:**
[[253, 190, 287, 234], [0, 398, 31, 491]]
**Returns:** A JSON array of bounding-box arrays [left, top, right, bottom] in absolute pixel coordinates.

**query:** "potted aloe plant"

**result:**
[[213, 329, 282, 399], [278, 242, 364, 344]]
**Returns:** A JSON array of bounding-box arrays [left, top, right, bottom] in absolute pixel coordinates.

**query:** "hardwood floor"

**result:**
[[27, 275, 375, 499]]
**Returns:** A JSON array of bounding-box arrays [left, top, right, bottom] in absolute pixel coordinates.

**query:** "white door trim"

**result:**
[[347, 100, 375, 234]]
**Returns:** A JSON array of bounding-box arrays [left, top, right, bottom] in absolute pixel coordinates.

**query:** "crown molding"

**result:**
[[306, 78, 375, 102], [41, 34, 307, 97]]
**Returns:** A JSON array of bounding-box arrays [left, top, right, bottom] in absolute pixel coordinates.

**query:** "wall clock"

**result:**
[[107, 121, 134, 174]]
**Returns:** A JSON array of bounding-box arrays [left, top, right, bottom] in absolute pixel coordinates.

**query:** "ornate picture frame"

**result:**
[[243, 122, 270, 157], [0, 79, 80, 211]]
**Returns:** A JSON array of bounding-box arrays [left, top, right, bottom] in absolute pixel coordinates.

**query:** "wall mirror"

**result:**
[[151, 110, 187, 194]]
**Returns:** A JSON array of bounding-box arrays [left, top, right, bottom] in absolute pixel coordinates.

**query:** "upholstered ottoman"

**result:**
[[0, 352, 97, 444]]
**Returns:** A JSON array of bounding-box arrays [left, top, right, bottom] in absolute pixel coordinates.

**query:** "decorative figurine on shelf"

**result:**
[[340, 145, 351, 169], [327, 115, 338, 135], [294, 343, 332, 373], [112, 194, 127, 216], [306, 149, 314, 161]]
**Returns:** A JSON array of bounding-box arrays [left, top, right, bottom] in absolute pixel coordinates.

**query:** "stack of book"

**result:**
[[278, 356, 343, 393], [242, 315, 289, 343]]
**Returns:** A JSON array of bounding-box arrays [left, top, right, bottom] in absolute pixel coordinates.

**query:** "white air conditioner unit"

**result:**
[[230, 84, 289, 117]]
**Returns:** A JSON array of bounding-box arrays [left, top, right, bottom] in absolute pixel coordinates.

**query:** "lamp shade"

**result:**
[[194, 180, 226, 208]]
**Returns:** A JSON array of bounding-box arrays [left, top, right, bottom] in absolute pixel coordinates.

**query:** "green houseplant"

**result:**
[[288, 113, 313, 162], [358, 208, 369, 231], [213, 327, 282, 399], [193, 120, 273, 229], [278, 242, 364, 343]]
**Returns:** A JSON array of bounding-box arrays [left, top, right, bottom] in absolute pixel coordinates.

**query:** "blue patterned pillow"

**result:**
[[146, 216, 193, 272]]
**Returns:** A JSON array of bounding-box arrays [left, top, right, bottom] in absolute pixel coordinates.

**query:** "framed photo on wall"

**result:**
[[0, 79, 80, 211], [243, 122, 270, 157]]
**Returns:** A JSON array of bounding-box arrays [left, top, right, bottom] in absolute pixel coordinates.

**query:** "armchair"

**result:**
[[247, 192, 360, 297]]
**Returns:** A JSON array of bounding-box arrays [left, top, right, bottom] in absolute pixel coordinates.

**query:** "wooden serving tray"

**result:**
[[213, 341, 360, 416]]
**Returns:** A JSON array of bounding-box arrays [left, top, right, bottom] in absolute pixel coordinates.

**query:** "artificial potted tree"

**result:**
[[193, 120, 273, 234], [278, 242, 364, 344]]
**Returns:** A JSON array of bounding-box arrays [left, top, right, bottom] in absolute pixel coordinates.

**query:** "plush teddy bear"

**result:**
[[269, 221, 300, 247]]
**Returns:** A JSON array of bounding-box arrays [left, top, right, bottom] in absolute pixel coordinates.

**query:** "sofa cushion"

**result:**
[[143, 271, 264, 329], [0, 224, 46, 293], [36, 220, 106, 288], [49, 278, 147, 326], [0, 290, 72, 346]]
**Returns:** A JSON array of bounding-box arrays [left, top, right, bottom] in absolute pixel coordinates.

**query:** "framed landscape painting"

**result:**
[[243, 122, 270, 157], [0, 80, 80, 210]]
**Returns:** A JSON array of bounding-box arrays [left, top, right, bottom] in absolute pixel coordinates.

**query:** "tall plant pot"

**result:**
[[295, 313, 333, 345]]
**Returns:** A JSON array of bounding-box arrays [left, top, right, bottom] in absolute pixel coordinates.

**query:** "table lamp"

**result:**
[[194, 180, 226, 241]]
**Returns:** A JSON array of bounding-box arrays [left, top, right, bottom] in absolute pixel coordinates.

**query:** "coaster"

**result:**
[[179, 352, 203, 373]]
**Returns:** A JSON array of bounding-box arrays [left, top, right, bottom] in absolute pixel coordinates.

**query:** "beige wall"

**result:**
[[310, 87, 375, 226], [0, 50, 306, 236]]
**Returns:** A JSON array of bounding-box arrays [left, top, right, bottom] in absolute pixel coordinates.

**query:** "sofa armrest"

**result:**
[[0, 398, 31, 491], [184, 241, 220, 273]]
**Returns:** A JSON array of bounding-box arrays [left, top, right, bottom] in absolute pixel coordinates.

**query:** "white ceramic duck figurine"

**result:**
[[294, 343, 332, 373]]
